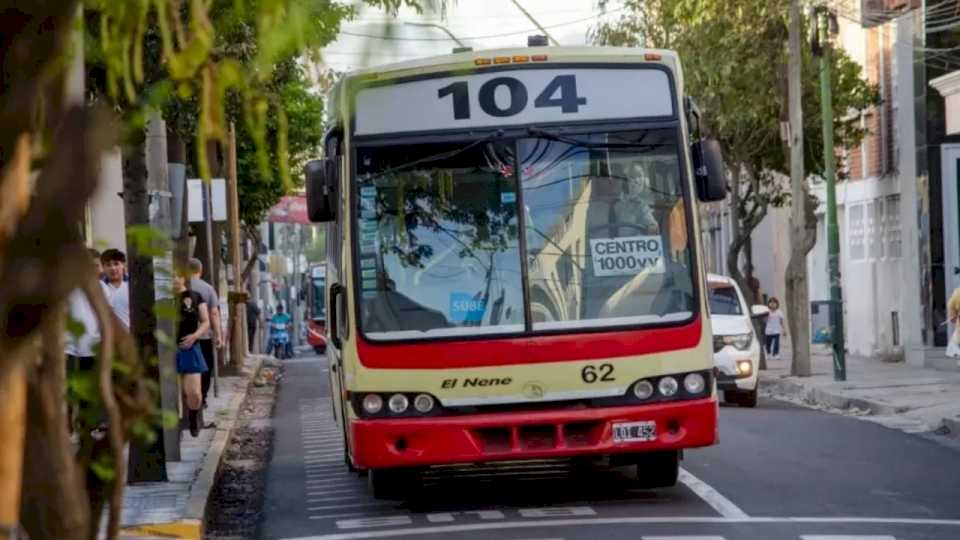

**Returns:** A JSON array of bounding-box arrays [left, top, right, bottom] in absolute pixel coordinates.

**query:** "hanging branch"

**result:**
[[80, 277, 125, 540]]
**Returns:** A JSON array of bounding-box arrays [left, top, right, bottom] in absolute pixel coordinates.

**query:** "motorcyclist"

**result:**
[[268, 304, 293, 358]]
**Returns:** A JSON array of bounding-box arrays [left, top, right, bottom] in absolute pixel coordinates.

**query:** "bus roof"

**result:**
[[328, 46, 684, 124], [343, 46, 679, 81]]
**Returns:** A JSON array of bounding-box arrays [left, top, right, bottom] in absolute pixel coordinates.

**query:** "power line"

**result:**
[[336, 8, 626, 43]]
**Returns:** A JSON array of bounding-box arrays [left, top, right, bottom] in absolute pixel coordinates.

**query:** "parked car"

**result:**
[[707, 274, 770, 407]]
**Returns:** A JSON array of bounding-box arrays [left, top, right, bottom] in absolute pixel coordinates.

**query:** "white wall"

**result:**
[[90, 148, 127, 252]]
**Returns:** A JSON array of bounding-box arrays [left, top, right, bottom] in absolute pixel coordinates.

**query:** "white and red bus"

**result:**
[[305, 263, 327, 354], [306, 44, 727, 498]]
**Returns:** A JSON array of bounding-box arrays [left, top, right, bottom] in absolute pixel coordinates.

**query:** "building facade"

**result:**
[[702, 1, 960, 370]]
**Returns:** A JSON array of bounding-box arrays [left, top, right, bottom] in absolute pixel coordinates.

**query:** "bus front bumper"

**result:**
[[350, 397, 718, 469]]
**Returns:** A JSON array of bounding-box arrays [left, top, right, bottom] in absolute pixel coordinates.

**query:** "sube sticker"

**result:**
[[449, 293, 486, 324]]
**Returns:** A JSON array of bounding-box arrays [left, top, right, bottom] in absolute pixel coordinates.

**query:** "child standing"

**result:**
[[764, 297, 787, 360]]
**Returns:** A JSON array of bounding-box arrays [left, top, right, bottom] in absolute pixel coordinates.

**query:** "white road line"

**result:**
[[307, 502, 393, 511], [276, 516, 960, 540], [308, 496, 368, 503], [307, 468, 348, 478], [677, 468, 749, 519], [643, 537, 726, 540], [307, 489, 363, 496], [305, 479, 361, 487], [800, 537, 896, 540], [308, 513, 405, 521]]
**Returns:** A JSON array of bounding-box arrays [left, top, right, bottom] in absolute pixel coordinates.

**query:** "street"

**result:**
[[260, 354, 960, 540]]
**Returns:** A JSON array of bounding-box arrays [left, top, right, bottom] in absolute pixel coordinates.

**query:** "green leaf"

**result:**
[[91, 456, 116, 482]]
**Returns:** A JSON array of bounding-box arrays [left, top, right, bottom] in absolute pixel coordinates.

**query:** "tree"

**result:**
[[593, 0, 877, 314], [2, 1, 442, 538]]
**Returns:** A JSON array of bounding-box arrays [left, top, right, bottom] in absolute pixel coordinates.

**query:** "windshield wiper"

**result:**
[[371, 129, 506, 178], [526, 126, 664, 149]]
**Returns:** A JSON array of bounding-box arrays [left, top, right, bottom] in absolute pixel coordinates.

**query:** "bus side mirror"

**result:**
[[692, 138, 727, 202], [306, 158, 337, 222]]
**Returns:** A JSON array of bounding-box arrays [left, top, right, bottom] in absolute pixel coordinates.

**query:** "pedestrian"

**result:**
[[66, 249, 105, 436], [99, 249, 130, 329], [188, 257, 224, 408], [173, 272, 210, 437], [246, 297, 261, 353], [764, 297, 786, 360], [946, 286, 960, 363]]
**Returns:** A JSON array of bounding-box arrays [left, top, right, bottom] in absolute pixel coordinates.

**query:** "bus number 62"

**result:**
[[581, 363, 615, 383]]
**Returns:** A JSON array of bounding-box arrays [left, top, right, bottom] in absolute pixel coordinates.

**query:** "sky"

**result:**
[[320, 0, 627, 73]]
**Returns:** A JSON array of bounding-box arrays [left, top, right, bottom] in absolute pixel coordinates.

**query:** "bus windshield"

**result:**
[[354, 128, 696, 341], [312, 275, 326, 320]]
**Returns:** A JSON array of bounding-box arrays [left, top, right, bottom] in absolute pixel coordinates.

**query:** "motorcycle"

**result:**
[[268, 321, 292, 360]]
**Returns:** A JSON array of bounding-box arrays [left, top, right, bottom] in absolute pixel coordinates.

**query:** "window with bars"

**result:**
[[849, 203, 866, 261], [867, 200, 883, 259], [885, 194, 901, 258]]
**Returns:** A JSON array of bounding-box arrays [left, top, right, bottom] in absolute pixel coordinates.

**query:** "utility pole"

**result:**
[[509, 0, 560, 45], [785, 0, 812, 377], [202, 175, 219, 392], [815, 8, 846, 381], [225, 123, 245, 371]]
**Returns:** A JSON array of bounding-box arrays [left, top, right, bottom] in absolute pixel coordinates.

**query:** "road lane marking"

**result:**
[[307, 478, 362, 486], [308, 489, 363, 496], [643, 537, 726, 540], [305, 473, 352, 480], [307, 502, 393, 511], [277, 516, 960, 539], [309, 513, 405, 521], [308, 496, 368, 503], [677, 468, 749, 519], [800, 537, 896, 540]]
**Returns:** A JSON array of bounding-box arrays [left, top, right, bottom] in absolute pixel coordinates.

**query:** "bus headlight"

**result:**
[[388, 393, 409, 414], [658, 376, 679, 397], [362, 394, 383, 414], [413, 393, 435, 413], [683, 373, 706, 394], [632, 380, 655, 400]]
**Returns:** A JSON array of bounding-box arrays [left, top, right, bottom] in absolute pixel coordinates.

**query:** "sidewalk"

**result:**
[[115, 354, 268, 540], [760, 343, 960, 437]]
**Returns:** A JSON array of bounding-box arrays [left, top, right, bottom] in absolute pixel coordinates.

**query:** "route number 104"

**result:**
[[437, 74, 587, 120]]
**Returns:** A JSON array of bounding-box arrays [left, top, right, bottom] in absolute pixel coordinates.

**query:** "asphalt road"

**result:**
[[261, 354, 960, 540]]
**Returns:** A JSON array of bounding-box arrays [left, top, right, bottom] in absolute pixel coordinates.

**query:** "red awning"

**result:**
[[267, 195, 310, 224]]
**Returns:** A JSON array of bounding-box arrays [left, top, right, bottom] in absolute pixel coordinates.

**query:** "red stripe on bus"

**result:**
[[355, 316, 702, 369]]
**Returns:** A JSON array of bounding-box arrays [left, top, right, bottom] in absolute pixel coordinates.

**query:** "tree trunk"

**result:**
[[21, 310, 89, 540], [786, 0, 812, 377], [122, 138, 168, 482], [0, 355, 27, 540]]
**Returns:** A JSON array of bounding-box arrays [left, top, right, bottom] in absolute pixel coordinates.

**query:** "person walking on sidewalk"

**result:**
[[173, 273, 211, 437], [188, 258, 224, 408], [100, 249, 130, 329], [946, 286, 960, 364], [66, 249, 105, 436], [764, 297, 786, 360]]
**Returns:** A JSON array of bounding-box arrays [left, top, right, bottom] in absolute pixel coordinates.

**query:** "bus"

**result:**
[[305, 263, 327, 354], [305, 44, 727, 498]]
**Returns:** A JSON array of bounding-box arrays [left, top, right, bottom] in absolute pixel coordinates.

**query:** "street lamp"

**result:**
[[403, 21, 468, 50]]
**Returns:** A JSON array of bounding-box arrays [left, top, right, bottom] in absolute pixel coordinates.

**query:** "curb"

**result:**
[[121, 355, 266, 540], [944, 416, 960, 437], [760, 374, 906, 416]]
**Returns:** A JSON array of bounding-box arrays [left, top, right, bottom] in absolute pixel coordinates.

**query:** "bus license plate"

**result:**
[[613, 421, 657, 443]]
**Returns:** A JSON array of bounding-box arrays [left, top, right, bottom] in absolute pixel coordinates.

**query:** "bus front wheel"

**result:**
[[368, 467, 420, 500], [634, 450, 680, 489]]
